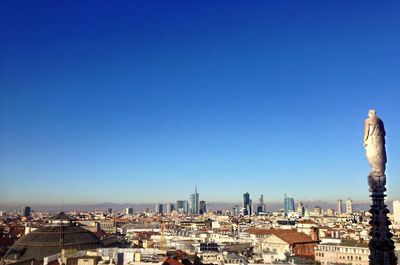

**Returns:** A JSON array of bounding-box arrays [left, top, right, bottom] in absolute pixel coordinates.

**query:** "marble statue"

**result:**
[[364, 109, 387, 177], [363, 110, 397, 265]]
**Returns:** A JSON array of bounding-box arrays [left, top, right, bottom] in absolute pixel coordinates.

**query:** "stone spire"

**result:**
[[363, 110, 397, 265]]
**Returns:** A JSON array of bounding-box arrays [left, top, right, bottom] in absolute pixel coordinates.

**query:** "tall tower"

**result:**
[[189, 185, 199, 214], [243, 192, 251, 215], [21, 206, 31, 217], [393, 200, 400, 225], [199, 200, 206, 214], [257, 194, 265, 214], [345, 198, 353, 214], [336, 199, 343, 215], [195, 185, 199, 214], [284, 194, 295, 217]]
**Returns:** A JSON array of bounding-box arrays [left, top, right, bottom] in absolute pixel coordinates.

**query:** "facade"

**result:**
[[337, 199, 343, 215], [345, 198, 353, 214], [284, 194, 295, 217], [315, 240, 369, 265]]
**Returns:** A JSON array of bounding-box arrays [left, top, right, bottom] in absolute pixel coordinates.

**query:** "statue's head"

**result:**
[[368, 109, 377, 118]]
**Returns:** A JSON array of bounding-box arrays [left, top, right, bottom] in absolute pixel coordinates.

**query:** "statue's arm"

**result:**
[[363, 119, 369, 146]]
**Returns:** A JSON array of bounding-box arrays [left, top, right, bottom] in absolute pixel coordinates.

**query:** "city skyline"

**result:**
[[1, 1, 400, 204]]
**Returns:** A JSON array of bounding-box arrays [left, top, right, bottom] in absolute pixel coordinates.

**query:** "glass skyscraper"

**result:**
[[189, 185, 199, 214], [284, 194, 295, 217], [243, 192, 252, 215]]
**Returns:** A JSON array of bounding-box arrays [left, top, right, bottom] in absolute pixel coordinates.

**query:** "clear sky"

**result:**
[[1, 1, 399, 205]]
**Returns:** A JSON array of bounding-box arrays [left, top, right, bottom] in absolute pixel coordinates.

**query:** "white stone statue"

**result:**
[[364, 109, 387, 177]]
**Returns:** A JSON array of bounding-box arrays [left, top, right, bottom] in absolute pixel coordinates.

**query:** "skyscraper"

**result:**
[[166, 203, 174, 214], [257, 194, 266, 214], [297, 202, 305, 217], [176, 200, 188, 214], [155, 203, 163, 214], [189, 185, 199, 214], [393, 200, 400, 224], [125, 207, 133, 215], [243, 192, 252, 215], [345, 198, 353, 214], [284, 194, 295, 217], [232, 205, 240, 216], [336, 199, 343, 215], [21, 206, 31, 217], [199, 200, 206, 214]]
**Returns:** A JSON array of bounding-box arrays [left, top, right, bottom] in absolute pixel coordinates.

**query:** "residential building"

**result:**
[[248, 228, 318, 262], [315, 240, 369, 265]]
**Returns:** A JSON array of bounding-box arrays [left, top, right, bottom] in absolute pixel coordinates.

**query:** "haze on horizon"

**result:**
[[1, 1, 400, 205]]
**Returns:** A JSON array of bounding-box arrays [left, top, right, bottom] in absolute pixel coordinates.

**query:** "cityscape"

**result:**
[[1, 187, 399, 265], [1, 1, 400, 265]]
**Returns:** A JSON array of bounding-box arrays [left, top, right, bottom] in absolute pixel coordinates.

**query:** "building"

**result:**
[[257, 194, 266, 214], [166, 203, 174, 214], [243, 192, 252, 215], [3, 212, 102, 263], [346, 198, 353, 214], [393, 200, 400, 224], [199, 200, 206, 214], [248, 228, 318, 262], [297, 202, 305, 217], [315, 239, 369, 265], [176, 200, 188, 214], [232, 205, 240, 216], [314, 206, 322, 216], [284, 194, 295, 217], [337, 199, 343, 215], [155, 203, 163, 214], [125, 207, 134, 215], [326, 208, 335, 216], [189, 185, 199, 214], [21, 206, 31, 217]]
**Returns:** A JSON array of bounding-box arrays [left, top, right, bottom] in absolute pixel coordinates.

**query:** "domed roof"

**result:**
[[4, 212, 103, 263]]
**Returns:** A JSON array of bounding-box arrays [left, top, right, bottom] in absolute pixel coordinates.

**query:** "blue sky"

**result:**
[[1, 1, 399, 205]]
